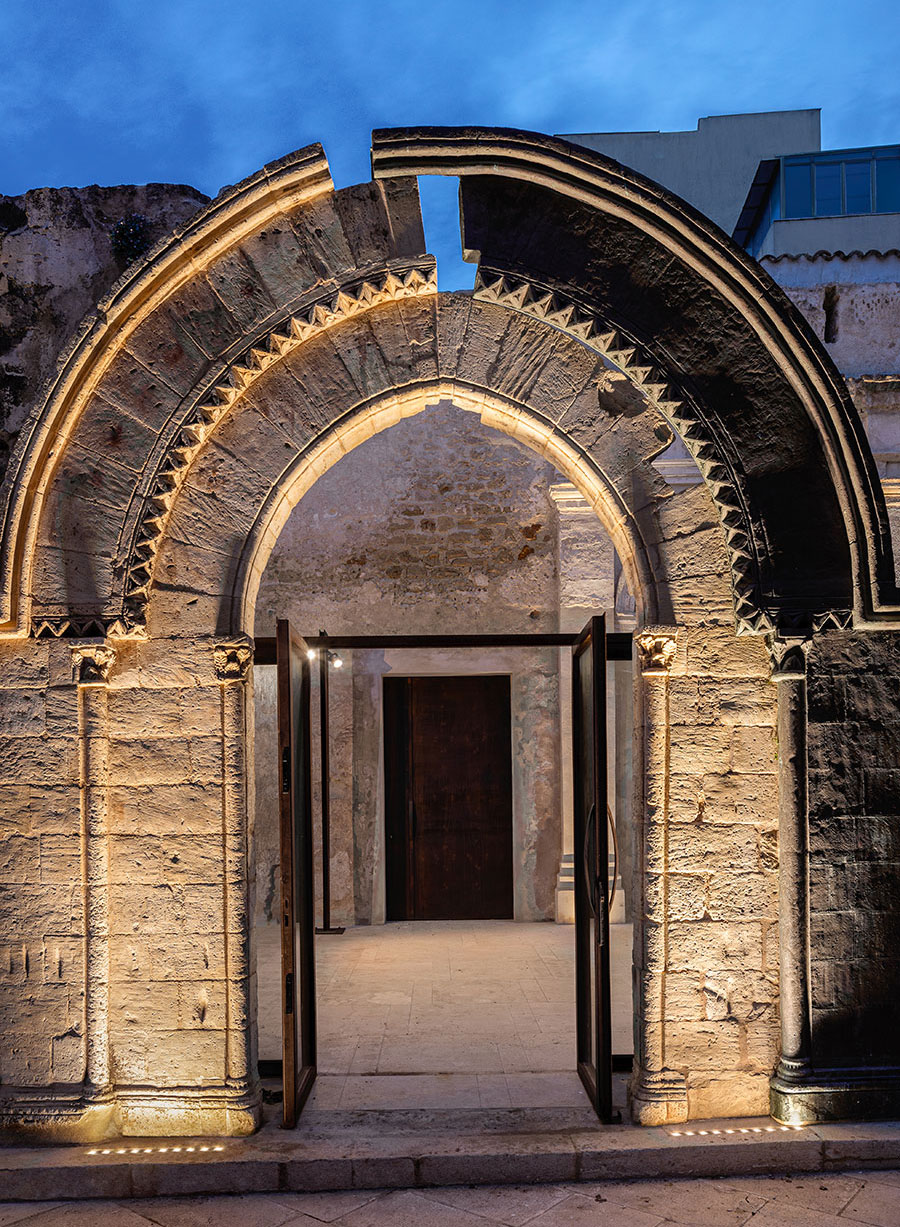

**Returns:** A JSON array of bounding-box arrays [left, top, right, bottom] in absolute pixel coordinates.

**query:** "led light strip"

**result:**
[[86, 1144, 225, 1156], [669, 1125, 804, 1136]]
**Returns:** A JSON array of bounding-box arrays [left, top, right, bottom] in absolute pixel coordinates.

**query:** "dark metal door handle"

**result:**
[[582, 802, 600, 919]]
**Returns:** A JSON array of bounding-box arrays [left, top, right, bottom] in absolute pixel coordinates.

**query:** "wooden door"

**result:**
[[276, 618, 316, 1126], [384, 675, 513, 921], [572, 615, 615, 1122]]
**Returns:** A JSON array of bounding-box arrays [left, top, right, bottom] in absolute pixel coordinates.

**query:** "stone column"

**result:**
[[630, 628, 688, 1125], [213, 638, 259, 1117], [768, 637, 813, 1107], [551, 481, 616, 923], [72, 642, 116, 1105]]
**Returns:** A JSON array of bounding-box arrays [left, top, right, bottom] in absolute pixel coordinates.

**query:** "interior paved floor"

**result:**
[[258, 920, 633, 1113], [7, 1168, 900, 1225]]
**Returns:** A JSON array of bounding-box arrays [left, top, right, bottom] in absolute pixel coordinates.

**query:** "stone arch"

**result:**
[[373, 127, 900, 633], [0, 129, 888, 1139]]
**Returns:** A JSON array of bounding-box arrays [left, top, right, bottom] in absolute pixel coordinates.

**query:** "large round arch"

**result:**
[[0, 130, 894, 1141]]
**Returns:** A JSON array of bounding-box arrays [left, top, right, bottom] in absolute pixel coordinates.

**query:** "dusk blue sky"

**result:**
[[2, 0, 898, 287]]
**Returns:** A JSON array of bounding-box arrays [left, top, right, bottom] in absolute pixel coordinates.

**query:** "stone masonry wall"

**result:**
[[0, 640, 83, 1092], [807, 631, 900, 1071], [642, 484, 781, 1120], [0, 183, 208, 478]]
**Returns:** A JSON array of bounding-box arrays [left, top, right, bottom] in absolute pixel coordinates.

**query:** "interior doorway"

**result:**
[[258, 624, 628, 1127], [384, 674, 514, 921]]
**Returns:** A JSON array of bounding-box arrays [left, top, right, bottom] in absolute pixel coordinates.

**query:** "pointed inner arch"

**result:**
[[235, 380, 657, 637]]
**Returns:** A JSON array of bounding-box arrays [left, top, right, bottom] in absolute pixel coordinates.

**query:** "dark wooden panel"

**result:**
[[411, 675, 513, 921], [384, 674, 514, 921], [384, 676, 413, 922]]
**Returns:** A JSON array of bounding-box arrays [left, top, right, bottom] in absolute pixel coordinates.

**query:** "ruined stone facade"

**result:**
[[1, 127, 899, 1142]]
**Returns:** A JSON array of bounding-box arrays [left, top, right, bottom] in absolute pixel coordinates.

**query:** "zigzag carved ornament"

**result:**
[[474, 269, 852, 637], [116, 263, 435, 636]]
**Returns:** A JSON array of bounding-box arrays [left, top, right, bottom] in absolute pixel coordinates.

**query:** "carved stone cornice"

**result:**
[[767, 635, 810, 682], [214, 637, 254, 682], [116, 261, 437, 633], [71, 642, 117, 685], [635, 628, 677, 675]]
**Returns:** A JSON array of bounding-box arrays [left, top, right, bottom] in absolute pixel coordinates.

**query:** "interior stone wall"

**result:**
[[806, 631, 900, 1071], [251, 403, 569, 936]]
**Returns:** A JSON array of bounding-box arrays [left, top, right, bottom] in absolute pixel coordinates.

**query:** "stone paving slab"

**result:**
[[2, 1115, 900, 1202], [3, 1169, 900, 1226]]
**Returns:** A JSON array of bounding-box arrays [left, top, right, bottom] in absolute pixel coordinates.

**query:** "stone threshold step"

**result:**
[[3, 1116, 900, 1201]]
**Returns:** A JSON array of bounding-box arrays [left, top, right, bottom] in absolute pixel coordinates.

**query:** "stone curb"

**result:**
[[3, 1118, 900, 1200]]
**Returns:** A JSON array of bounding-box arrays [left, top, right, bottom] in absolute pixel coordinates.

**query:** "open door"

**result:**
[[572, 614, 616, 1122], [276, 618, 316, 1126]]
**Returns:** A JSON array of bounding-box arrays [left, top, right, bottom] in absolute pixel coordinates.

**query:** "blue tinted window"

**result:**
[[845, 161, 872, 213], [784, 161, 812, 217], [876, 158, 900, 212], [815, 162, 842, 215]]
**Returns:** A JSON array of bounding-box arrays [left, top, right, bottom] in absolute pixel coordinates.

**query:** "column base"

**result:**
[[555, 853, 575, 924], [0, 1081, 261, 1142], [0, 1086, 117, 1144], [770, 1066, 900, 1125], [115, 1081, 262, 1137], [629, 1068, 688, 1125]]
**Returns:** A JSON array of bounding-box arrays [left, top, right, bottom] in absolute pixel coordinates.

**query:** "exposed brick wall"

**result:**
[[807, 631, 900, 1070]]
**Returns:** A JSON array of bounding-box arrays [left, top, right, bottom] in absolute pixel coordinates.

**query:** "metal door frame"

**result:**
[[275, 619, 317, 1127], [257, 626, 628, 1125]]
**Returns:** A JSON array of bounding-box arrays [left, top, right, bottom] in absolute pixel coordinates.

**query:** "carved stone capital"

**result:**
[[71, 642, 117, 685], [635, 628, 677, 675], [214, 637, 253, 682], [767, 635, 810, 682]]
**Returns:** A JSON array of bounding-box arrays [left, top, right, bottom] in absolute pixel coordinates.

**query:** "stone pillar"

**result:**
[[551, 481, 616, 923], [630, 628, 688, 1124], [768, 636, 814, 1117], [213, 638, 260, 1122], [555, 647, 576, 923], [72, 642, 116, 1106]]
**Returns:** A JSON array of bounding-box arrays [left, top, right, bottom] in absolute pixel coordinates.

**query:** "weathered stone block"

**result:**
[[109, 934, 226, 983], [707, 871, 776, 921], [108, 834, 222, 885], [0, 736, 78, 786], [0, 834, 40, 883], [665, 873, 708, 920], [109, 783, 223, 836], [667, 823, 759, 873], [38, 833, 81, 883], [51, 1027, 85, 1083], [665, 1019, 743, 1071], [109, 883, 224, 935], [0, 688, 45, 736], [669, 726, 731, 776], [685, 1071, 771, 1119], [0, 642, 50, 689], [684, 627, 770, 679], [667, 920, 765, 974], [730, 725, 776, 773]]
